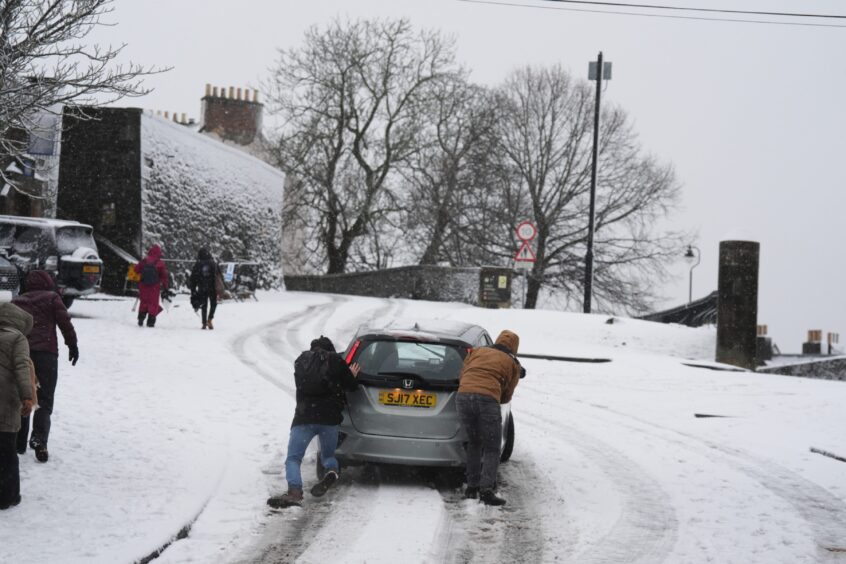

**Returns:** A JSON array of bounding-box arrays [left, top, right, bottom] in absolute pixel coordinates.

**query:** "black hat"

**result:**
[[310, 335, 335, 352]]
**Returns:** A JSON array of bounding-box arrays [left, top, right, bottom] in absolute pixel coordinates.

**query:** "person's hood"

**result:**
[[197, 248, 212, 260], [0, 302, 33, 335], [310, 335, 336, 353], [146, 244, 163, 262], [25, 270, 55, 292], [495, 330, 519, 354]]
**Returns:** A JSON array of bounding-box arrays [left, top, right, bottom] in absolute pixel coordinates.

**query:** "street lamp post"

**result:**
[[583, 52, 612, 314], [684, 245, 701, 304]]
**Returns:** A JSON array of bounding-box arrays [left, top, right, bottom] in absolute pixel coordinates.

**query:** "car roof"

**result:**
[[0, 215, 93, 230], [354, 318, 487, 345]]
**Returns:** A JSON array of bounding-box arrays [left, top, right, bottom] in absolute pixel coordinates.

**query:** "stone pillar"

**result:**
[[716, 240, 760, 370]]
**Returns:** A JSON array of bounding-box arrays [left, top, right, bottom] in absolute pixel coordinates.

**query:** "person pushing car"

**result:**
[[267, 336, 361, 508], [456, 329, 524, 506]]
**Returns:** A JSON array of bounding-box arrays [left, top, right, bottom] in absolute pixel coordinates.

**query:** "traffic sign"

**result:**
[[516, 221, 536, 241], [515, 242, 536, 262]]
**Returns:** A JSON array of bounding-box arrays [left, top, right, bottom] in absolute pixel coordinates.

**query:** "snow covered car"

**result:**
[[0, 255, 20, 300], [0, 215, 103, 307], [328, 320, 515, 474]]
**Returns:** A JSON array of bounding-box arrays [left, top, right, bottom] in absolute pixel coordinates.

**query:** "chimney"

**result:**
[[200, 83, 263, 146]]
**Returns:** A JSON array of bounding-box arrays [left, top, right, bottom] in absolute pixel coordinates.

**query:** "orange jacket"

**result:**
[[458, 330, 522, 404]]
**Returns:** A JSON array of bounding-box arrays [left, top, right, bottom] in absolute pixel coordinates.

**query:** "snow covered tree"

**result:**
[[494, 65, 684, 312], [0, 0, 160, 187], [266, 18, 459, 274]]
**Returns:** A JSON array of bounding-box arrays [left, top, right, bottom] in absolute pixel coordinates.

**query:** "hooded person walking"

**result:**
[[188, 248, 222, 330], [13, 270, 78, 463], [133, 245, 169, 328], [0, 302, 34, 509], [456, 329, 524, 506]]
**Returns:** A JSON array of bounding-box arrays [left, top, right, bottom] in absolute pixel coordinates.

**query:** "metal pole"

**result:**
[[687, 245, 701, 305], [688, 269, 693, 305], [583, 51, 602, 314]]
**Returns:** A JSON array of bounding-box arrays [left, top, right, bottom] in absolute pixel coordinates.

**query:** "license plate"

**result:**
[[82, 265, 100, 273], [378, 390, 437, 408]]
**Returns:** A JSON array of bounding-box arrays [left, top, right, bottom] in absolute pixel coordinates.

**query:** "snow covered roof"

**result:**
[[0, 214, 93, 230]]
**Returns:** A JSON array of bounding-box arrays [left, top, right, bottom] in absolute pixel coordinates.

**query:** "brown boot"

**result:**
[[267, 488, 303, 508], [202, 322, 207, 330], [207, 319, 214, 330]]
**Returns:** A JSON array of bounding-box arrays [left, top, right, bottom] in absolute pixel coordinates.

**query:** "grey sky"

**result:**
[[90, 0, 846, 353]]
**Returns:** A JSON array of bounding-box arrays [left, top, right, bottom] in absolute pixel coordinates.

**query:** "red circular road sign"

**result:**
[[516, 221, 536, 241]]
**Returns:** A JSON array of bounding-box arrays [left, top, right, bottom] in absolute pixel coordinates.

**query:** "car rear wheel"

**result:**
[[500, 414, 515, 462]]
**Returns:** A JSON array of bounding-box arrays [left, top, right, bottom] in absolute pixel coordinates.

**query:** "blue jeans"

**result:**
[[284, 424, 340, 490]]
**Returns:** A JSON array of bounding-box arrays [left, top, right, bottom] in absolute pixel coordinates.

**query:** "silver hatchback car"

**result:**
[[329, 319, 515, 471]]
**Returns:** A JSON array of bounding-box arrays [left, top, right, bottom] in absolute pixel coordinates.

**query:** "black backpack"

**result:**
[[294, 350, 334, 395], [140, 262, 159, 285]]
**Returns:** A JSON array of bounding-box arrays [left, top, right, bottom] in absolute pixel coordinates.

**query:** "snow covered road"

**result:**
[[3, 291, 846, 563]]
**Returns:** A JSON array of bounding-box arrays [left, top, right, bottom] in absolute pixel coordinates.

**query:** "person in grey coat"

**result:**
[[0, 302, 34, 510]]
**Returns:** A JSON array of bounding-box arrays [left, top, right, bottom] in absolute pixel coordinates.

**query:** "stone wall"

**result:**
[[285, 265, 486, 305], [759, 357, 846, 381]]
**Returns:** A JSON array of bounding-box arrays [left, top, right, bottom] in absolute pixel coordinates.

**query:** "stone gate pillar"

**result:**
[[716, 240, 760, 370]]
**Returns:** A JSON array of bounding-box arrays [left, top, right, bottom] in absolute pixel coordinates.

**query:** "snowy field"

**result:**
[[3, 291, 846, 564]]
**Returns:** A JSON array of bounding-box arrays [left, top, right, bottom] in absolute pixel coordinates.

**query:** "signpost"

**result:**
[[514, 221, 537, 309], [514, 220, 537, 269]]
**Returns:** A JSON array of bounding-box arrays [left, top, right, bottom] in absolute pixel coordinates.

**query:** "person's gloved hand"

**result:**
[[68, 344, 79, 366], [161, 288, 174, 301]]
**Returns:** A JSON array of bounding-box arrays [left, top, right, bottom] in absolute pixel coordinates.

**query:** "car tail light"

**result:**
[[345, 339, 362, 364]]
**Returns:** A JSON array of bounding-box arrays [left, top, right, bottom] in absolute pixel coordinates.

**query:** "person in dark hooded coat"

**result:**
[[188, 248, 222, 330], [12, 270, 78, 463], [133, 244, 169, 328], [0, 302, 33, 509]]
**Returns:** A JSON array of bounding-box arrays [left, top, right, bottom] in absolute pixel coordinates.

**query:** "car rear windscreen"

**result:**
[[56, 227, 96, 256], [356, 340, 466, 382]]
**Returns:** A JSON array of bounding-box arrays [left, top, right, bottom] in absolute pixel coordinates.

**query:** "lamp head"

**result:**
[[684, 245, 697, 264]]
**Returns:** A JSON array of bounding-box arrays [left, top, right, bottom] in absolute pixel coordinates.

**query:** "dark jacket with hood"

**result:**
[[292, 339, 358, 427], [0, 302, 33, 433], [12, 270, 77, 355], [189, 248, 221, 298], [458, 330, 523, 404]]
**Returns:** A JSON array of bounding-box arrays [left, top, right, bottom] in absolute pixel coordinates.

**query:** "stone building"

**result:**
[[56, 87, 285, 293]]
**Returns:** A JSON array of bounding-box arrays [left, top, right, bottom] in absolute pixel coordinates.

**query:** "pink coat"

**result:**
[[134, 245, 169, 316]]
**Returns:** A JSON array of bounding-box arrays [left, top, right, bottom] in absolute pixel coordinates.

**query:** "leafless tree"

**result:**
[[266, 17, 458, 274], [400, 76, 503, 266], [0, 0, 163, 193], [495, 65, 684, 313]]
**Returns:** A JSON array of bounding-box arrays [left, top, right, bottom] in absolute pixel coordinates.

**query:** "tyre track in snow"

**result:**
[[435, 456, 556, 564], [230, 297, 405, 564], [560, 398, 846, 561], [519, 408, 679, 564]]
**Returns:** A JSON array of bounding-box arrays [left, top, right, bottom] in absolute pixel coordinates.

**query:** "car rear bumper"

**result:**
[[336, 429, 467, 467]]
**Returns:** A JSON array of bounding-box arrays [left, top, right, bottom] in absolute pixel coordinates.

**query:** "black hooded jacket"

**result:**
[[188, 248, 221, 297], [291, 346, 358, 427]]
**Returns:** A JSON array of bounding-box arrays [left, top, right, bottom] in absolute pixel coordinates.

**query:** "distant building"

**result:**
[[56, 88, 285, 293], [0, 106, 62, 218]]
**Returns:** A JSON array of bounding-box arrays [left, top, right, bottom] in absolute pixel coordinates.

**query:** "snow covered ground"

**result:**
[[3, 291, 846, 563]]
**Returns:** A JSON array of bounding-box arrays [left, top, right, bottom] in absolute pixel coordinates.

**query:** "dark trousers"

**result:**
[[0, 432, 20, 506], [456, 392, 502, 490], [201, 292, 217, 324], [17, 351, 58, 450]]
